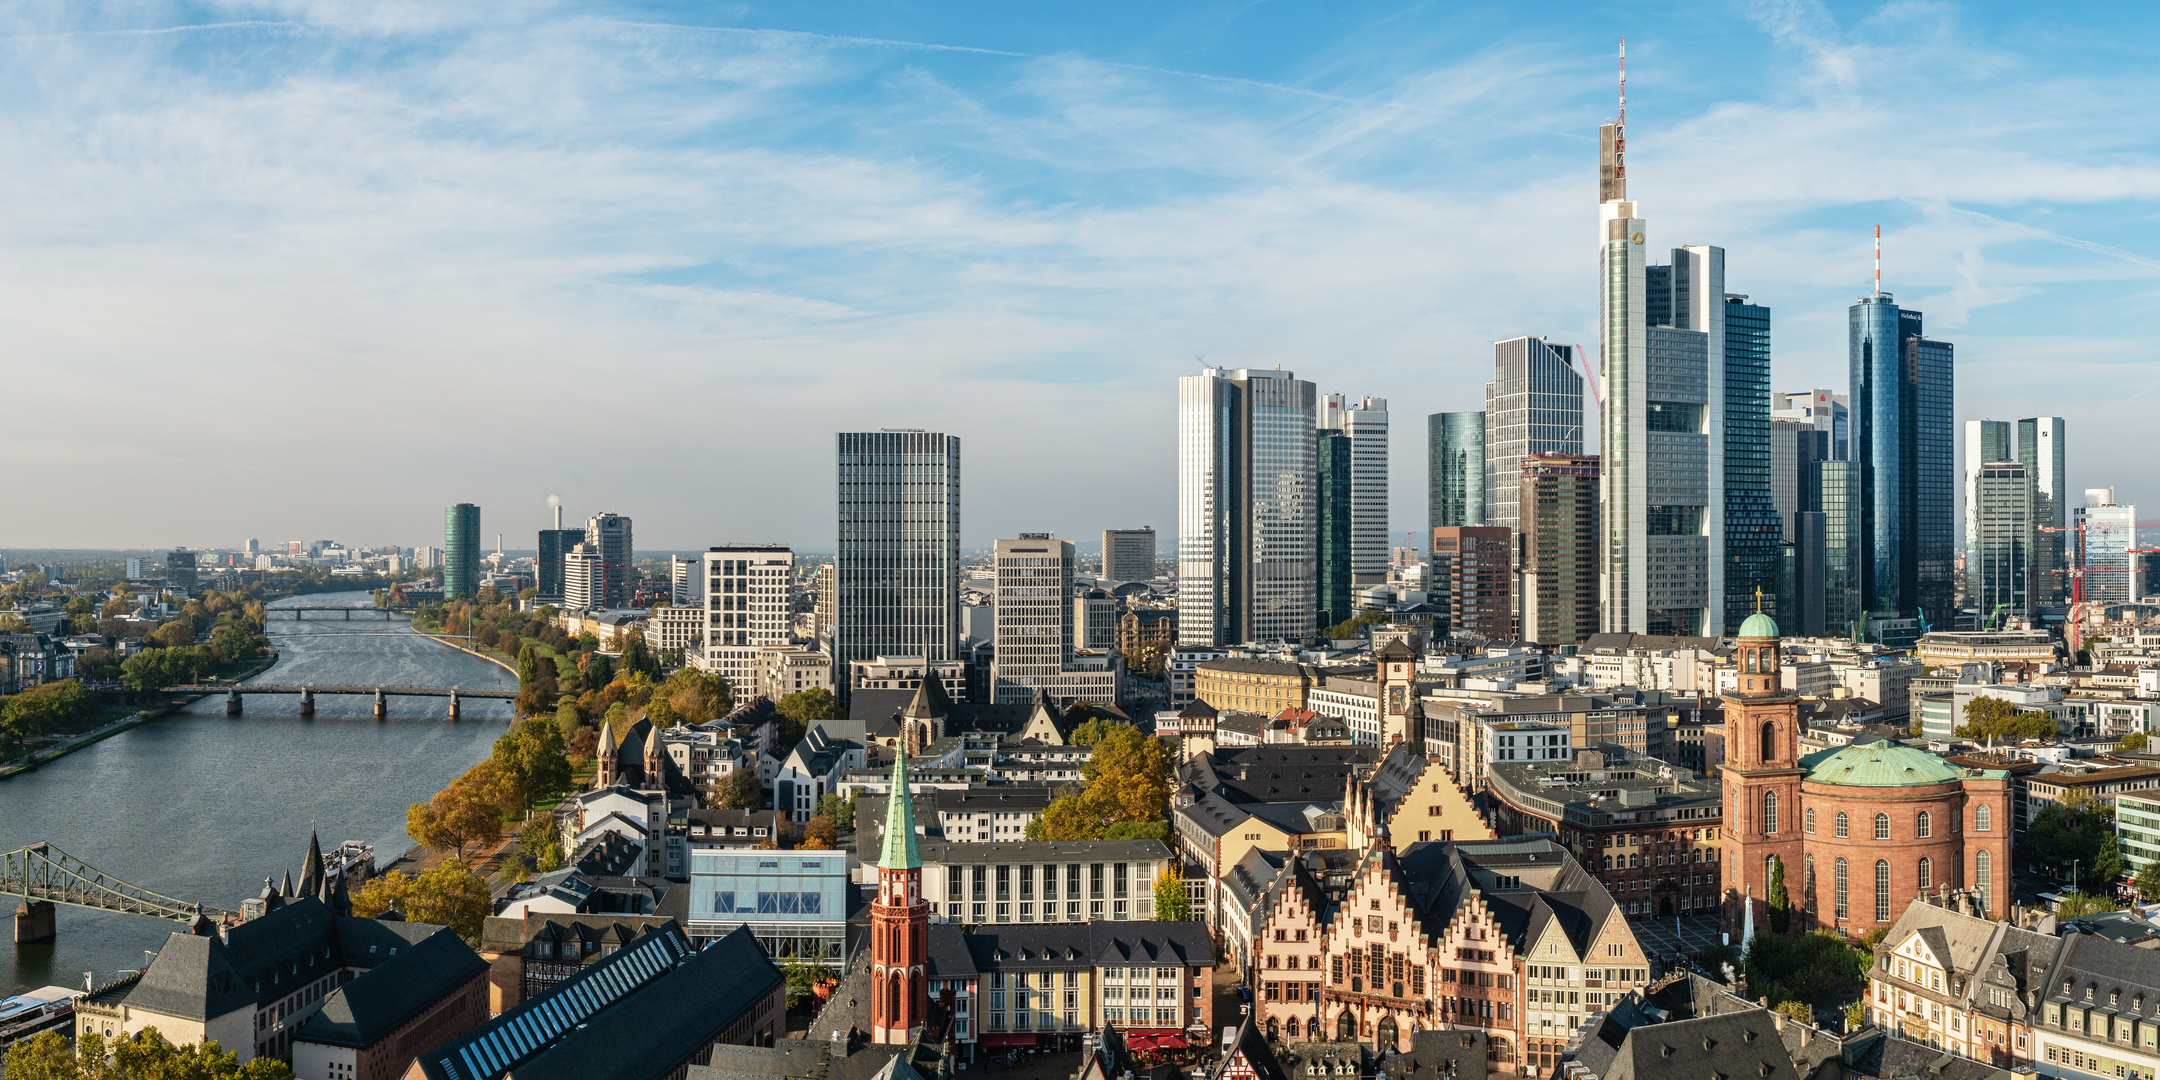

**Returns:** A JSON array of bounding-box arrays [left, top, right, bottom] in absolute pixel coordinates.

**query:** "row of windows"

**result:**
[[1762, 797, 1992, 838]]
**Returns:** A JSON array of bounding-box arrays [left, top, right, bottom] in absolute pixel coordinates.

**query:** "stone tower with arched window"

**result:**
[[1719, 609, 1805, 939]]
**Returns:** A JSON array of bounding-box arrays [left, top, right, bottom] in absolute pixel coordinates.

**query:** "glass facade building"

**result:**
[[2018, 417, 2067, 604], [1316, 429, 1354, 630], [1519, 453, 1600, 646], [1319, 395, 1390, 585], [835, 431, 961, 701], [1722, 297, 1781, 633], [1850, 296, 1955, 626], [535, 528, 582, 602], [688, 849, 849, 959], [1428, 411, 1485, 530], [1963, 419, 2012, 587], [1176, 367, 1316, 645], [1972, 461, 2033, 619], [444, 503, 481, 601], [1817, 460, 1863, 638], [1485, 338, 1585, 540], [2079, 493, 2138, 605]]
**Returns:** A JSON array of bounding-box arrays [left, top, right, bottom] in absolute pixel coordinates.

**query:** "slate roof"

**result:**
[[691, 1040, 923, 1080], [1588, 1011, 1800, 1080], [1395, 838, 1613, 953], [414, 925, 783, 1080], [294, 928, 488, 1047], [964, 921, 1216, 970], [1209, 1008, 1292, 1080], [88, 899, 447, 1023], [478, 913, 676, 955]]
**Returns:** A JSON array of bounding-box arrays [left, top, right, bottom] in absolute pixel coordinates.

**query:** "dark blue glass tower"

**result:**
[[1850, 295, 1954, 627], [1723, 297, 1781, 633]]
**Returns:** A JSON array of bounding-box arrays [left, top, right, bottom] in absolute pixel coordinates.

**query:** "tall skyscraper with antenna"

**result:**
[[1597, 41, 1725, 635], [1849, 228, 1956, 635]]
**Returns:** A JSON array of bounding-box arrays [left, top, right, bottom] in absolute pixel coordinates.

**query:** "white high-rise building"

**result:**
[[1319, 394, 1390, 586], [1177, 366, 1318, 646], [583, 513, 634, 609], [2079, 490, 2137, 606], [562, 544, 607, 613], [1596, 105, 1723, 635], [1963, 420, 2013, 581], [990, 535, 1123, 706], [701, 545, 796, 700], [2020, 417, 2068, 603]]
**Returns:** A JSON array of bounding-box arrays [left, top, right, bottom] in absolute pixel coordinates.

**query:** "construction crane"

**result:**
[[2040, 518, 2160, 656]]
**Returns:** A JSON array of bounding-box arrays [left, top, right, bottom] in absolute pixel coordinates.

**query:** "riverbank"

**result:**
[[411, 620, 522, 681], [0, 651, 283, 781]]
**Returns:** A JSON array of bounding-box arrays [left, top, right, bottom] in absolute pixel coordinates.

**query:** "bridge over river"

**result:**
[[164, 683, 517, 720], [2, 843, 237, 944]]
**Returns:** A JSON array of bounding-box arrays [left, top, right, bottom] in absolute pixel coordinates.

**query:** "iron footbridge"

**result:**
[[1, 842, 237, 927]]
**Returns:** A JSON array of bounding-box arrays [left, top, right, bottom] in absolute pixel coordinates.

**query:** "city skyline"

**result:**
[[5, 4, 2159, 550]]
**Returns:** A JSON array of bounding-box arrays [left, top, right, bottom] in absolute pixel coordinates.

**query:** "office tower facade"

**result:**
[[835, 431, 962, 700], [1100, 528, 1157, 583], [1316, 428, 1355, 630], [166, 550, 197, 593], [562, 544, 606, 612], [2079, 490, 2138, 605], [1962, 419, 2012, 593], [1818, 460, 1863, 638], [1519, 454, 1600, 646], [1598, 215, 1724, 635], [1177, 367, 1317, 645], [1971, 462, 2033, 621], [444, 503, 481, 601], [1431, 527, 1513, 641], [988, 535, 1122, 706], [244, 539, 260, 556], [1428, 411, 1485, 530], [700, 545, 795, 700], [670, 555, 704, 605], [1485, 338, 1585, 538], [1319, 394, 1390, 585], [581, 513, 634, 609], [536, 528, 582, 602], [1720, 295, 1780, 633], [1850, 293, 1955, 624], [992, 535, 1073, 703], [2018, 418, 2068, 604]]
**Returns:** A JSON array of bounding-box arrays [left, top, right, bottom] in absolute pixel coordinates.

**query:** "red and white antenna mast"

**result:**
[[1615, 37, 1627, 183], [1873, 224, 1881, 295]]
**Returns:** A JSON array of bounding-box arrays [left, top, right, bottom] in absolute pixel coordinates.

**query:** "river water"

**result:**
[[0, 591, 515, 995]]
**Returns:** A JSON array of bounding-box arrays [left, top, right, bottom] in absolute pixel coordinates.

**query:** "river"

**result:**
[[1, 591, 516, 995]]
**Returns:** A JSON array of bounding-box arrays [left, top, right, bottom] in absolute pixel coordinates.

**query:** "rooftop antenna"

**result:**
[[1874, 225, 1882, 295], [1615, 37, 1627, 184]]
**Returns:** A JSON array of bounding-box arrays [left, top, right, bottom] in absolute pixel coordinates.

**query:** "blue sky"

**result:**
[[5, 1, 2158, 550]]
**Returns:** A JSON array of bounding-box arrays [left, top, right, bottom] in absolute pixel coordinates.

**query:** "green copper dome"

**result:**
[[880, 752, 921, 870], [1738, 611, 1780, 638], [1802, 739, 1966, 787]]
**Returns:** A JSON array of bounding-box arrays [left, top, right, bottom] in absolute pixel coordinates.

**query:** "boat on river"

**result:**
[[324, 840, 377, 885]]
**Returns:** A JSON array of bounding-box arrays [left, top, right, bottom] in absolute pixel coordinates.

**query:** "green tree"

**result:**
[[802, 816, 838, 849], [1153, 864, 1192, 921], [780, 954, 839, 1010], [1104, 820, 1173, 843], [522, 812, 567, 873], [815, 792, 855, 832], [149, 619, 196, 648], [1069, 717, 1121, 747], [2028, 791, 2125, 888], [1957, 696, 2061, 741], [618, 631, 658, 680], [1842, 998, 1868, 1030], [517, 645, 540, 686], [553, 698, 585, 737], [658, 667, 733, 725], [1774, 1000, 1814, 1026], [406, 764, 509, 862], [2139, 869, 2160, 905], [2059, 892, 2122, 918], [717, 768, 763, 810], [4, 1026, 296, 1080], [1767, 854, 1791, 934], [2122, 732, 2150, 752], [775, 687, 835, 745], [493, 718, 573, 814], [0, 679, 96, 759]]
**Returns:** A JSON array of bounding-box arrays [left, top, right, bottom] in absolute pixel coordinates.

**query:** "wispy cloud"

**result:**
[[0, 2, 2156, 548]]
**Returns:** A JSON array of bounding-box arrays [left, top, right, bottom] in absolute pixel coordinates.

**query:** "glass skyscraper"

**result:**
[[1319, 395, 1389, 586], [1177, 367, 1317, 645], [1850, 293, 1954, 625], [1721, 297, 1779, 634], [1972, 461, 2033, 620], [1428, 411, 1485, 530], [1316, 429, 1354, 630], [444, 503, 480, 601], [835, 431, 961, 701], [2018, 417, 2067, 604], [1962, 419, 2011, 600], [2080, 490, 2137, 606], [1485, 338, 1585, 540], [536, 527, 583, 602]]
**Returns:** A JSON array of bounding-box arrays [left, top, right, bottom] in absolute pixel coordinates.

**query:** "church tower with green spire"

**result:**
[[870, 753, 928, 1043]]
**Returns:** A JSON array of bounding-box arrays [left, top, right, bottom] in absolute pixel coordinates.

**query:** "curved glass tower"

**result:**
[[444, 503, 480, 601], [1428, 411, 1485, 530]]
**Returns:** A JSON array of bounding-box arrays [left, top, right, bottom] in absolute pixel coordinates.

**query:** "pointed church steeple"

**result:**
[[300, 828, 326, 900], [880, 752, 921, 871]]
